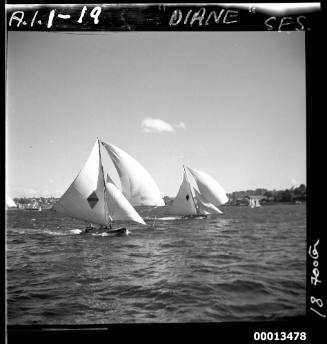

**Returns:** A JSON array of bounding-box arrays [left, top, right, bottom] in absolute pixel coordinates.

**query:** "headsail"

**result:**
[[166, 170, 197, 216], [186, 166, 228, 205], [105, 182, 146, 224], [193, 189, 223, 215], [101, 141, 165, 206], [53, 140, 109, 226]]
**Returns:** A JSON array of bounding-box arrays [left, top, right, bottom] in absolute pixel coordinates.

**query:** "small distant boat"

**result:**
[[166, 165, 227, 217], [53, 139, 164, 233], [249, 198, 261, 208]]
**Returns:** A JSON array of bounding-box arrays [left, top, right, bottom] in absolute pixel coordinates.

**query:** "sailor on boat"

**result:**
[[84, 224, 95, 233], [84, 222, 128, 235]]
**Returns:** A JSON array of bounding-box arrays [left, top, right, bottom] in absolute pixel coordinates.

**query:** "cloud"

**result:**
[[175, 121, 186, 129], [141, 118, 186, 133], [141, 118, 175, 133]]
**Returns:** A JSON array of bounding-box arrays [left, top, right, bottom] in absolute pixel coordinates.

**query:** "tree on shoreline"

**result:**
[[226, 184, 306, 205]]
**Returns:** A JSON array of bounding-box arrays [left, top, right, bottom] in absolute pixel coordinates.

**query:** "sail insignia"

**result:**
[[87, 191, 99, 209]]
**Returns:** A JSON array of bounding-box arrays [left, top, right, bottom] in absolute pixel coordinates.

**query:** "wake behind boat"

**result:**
[[53, 139, 165, 233]]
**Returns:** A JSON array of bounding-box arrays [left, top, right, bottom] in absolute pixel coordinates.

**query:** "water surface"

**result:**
[[6, 204, 306, 324]]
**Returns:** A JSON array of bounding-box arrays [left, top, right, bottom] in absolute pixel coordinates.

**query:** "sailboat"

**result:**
[[53, 139, 164, 234], [166, 165, 227, 217], [6, 195, 17, 209], [248, 197, 261, 208]]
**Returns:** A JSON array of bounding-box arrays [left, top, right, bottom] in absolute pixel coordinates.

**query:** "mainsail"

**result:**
[[53, 140, 108, 226], [53, 139, 146, 227], [101, 142, 164, 206], [186, 166, 228, 206], [166, 170, 197, 216]]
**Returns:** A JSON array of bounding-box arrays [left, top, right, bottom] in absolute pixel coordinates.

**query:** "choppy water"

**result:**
[[6, 204, 306, 324]]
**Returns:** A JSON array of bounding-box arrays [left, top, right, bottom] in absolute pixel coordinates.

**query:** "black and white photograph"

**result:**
[[5, 3, 323, 337]]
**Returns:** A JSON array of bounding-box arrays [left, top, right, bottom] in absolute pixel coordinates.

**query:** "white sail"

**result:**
[[193, 189, 223, 215], [249, 198, 256, 208], [187, 166, 228, 205], [6, 195, 16, 208], [101, 141, 165, 206], [105, 182, 146, 225], [166, 170, 197, 216], [53, 140, 109, 226]]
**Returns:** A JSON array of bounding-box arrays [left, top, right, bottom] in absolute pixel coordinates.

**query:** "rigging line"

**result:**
[[183, 165, 199, 215]]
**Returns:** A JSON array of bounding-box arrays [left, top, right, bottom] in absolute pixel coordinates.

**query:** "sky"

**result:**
[[6, 31, 306, 198]]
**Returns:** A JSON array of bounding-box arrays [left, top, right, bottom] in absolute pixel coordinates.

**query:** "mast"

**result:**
[[98, 139, 112, 227], [183, 165, 199, 215]]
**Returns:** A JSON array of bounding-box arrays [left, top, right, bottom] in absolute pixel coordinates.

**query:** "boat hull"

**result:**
[[83, 226, 129, 235], [182, 215, 207, 219]]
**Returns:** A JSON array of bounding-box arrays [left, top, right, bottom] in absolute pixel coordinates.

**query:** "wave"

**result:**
[[146, 216, 183, 221], [43, 229, 83, 236], [7, 227, 83, 236], [145, 216, 207, 221], [91, 232, 111, 236], [68, 229, 83, 235]]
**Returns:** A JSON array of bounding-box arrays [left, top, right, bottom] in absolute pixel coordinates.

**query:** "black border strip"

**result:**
[[4, 1, 326, 342], [6, 3, 321, 31]]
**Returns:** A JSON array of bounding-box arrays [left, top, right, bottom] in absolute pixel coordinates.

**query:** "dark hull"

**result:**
[[83, 226, 128, 235], [182, 215, 207, 219]]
